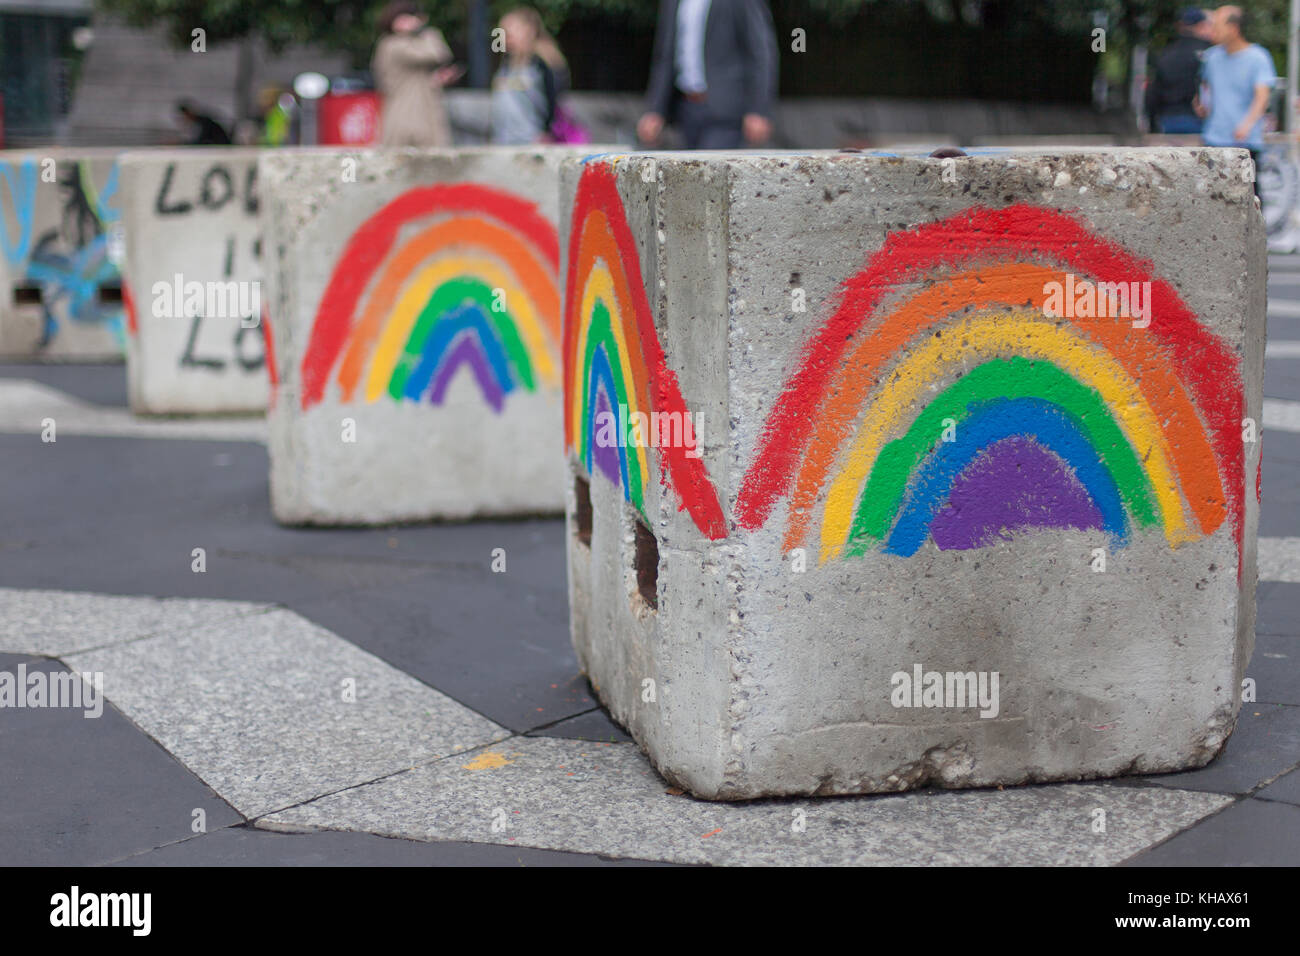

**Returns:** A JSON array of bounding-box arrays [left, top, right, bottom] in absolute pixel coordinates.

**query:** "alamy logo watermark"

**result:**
[[1042, 274, 1150, 328], [593, 406, 703, 458], [890, 664, 999, 718], [152, 273, 261, 326], [0, 664, 103, 718], [50, 886, 150, 936]]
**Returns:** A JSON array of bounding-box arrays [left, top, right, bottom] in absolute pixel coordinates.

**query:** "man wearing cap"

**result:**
[[1146, 9, 1213, 134], [1196, 6, 1278, 195]]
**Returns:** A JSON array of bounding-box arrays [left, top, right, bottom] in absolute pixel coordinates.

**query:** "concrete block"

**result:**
[[0, 149, 125, 360], [120, 148, 267, 414], [263, 147, 586, 524], [562, 148, 1265, 799]]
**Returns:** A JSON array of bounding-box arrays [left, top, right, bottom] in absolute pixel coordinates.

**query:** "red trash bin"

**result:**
[[316, 91, 380, 145]]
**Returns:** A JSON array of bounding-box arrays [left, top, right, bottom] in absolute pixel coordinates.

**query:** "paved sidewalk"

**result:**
[[3, 254, 1300, 865]]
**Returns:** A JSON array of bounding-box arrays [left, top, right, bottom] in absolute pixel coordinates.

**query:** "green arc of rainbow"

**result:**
[[844, 356, 1160, 555]]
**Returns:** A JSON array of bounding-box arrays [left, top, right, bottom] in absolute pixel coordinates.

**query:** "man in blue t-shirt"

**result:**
[[1196, 6, 1278, 196]]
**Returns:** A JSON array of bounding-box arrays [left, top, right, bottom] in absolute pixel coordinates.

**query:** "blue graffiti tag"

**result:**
[[0, 160, 38, 266]]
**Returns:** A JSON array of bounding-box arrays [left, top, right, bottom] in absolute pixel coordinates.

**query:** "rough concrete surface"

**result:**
[[0, 148, 126, 360], [121, 148, 267, 414], [262, 147, 596, 525], [562, 148, 1265, 799]]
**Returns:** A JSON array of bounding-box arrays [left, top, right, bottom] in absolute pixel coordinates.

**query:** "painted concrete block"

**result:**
[[0, 149, 125, 361], [264, 147, 583, 524], [121, 148, 267, 414], [562, 149, 1265, 799]]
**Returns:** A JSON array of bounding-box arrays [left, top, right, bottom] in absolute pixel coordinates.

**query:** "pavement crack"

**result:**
[[250, 734, 536, 823], [520, 706, 604, 736], [59, 603, 280, 657], [94, 822, 253, 867]]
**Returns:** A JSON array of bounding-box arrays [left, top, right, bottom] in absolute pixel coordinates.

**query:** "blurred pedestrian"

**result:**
[[1145, 8, 1212, 134], [533, 12, 571, 94], [491, 7, 560, 145], [175, 100, 231, 145], [637, 0, 778, 149], [257, 88, 298, 147], [533, 16, 591, 143], [1196, 5, 1277, 195], [372, 0, 464, 147]]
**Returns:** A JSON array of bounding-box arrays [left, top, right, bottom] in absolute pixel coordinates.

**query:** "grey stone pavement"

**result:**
[[2, 260, 1299, 866]]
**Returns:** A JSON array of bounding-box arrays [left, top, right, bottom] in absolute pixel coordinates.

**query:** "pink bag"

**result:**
[[550, 103, 590, 144]]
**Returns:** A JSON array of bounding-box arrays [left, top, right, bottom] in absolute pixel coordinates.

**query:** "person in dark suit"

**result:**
[[636, 0, 779, 149], [1144, 8, 1213, 134]]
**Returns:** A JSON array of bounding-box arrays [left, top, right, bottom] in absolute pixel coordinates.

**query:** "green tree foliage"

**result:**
[[96, 0, 394, 62]]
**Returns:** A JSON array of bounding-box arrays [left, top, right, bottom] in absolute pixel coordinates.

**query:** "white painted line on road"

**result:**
[[1264, 399, 1300, 433], [1269, 299, 1300, 318], [1260, 538, 1300, 584], [1267, 341, 1300, 358]]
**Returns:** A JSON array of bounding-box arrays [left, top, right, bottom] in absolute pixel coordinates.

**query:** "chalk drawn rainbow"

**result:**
[[734, 205, 1244, 565], [563, 163, 726, 540], [299, 183, 560, 413]]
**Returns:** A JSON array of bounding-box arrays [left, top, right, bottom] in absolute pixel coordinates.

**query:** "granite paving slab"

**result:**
[[260, 736, 1232, 866], [0, 586, 272, 656], [65, 608, 511, 817]]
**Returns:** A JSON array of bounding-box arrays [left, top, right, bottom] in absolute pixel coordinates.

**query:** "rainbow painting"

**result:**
[[299, 183, 560, 413], [563, 163, 726, 540], [734, 205, 1244, 565]]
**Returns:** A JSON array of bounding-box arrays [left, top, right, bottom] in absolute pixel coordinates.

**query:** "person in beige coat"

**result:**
[[372, 1, 464, 147]]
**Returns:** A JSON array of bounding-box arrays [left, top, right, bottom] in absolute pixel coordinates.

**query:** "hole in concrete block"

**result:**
[[574, 475, 592, 547], [13, 283, 41, 305], [97, 282, 123, 305], [633, 519, 658, 611]]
